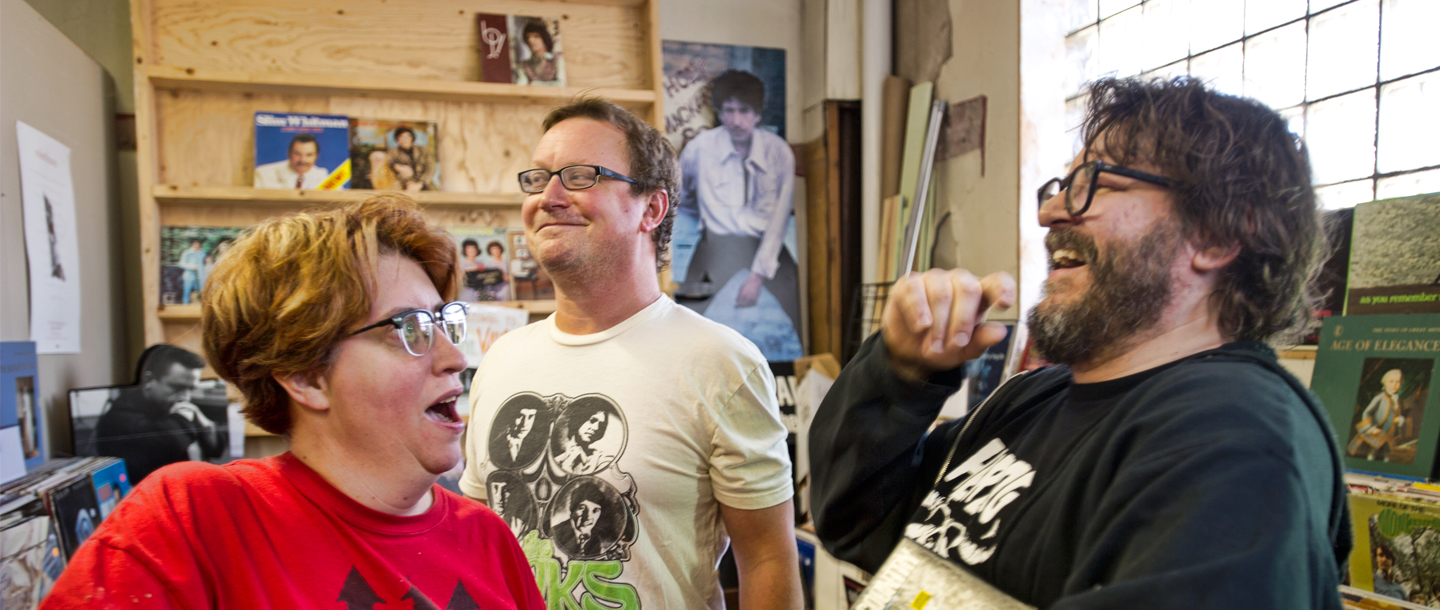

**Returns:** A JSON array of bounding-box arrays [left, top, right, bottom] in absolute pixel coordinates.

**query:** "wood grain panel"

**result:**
[[147, 0, 646, 89]]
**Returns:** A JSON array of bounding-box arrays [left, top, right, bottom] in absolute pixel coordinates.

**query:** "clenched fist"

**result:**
[[882, 269, 1016, 382]]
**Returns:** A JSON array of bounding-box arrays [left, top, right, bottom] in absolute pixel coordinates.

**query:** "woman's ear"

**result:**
[[273, 369, 332, 413]]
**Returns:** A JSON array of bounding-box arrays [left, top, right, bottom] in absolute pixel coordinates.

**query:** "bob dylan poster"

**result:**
[[1344, 357, 1433, 466], [662, 41, 801, 361]]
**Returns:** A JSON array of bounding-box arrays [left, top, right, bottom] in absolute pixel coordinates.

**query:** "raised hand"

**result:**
[[882, 269, 1016, 382]]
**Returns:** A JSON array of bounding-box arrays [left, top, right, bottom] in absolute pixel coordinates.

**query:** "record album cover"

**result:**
[[253, 112, 351, 190], [1315, 314, 1440, 480], [349, 118, 441, 192]]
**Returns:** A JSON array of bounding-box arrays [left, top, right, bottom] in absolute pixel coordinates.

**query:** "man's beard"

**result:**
[[1027, 221, 1181, 368]]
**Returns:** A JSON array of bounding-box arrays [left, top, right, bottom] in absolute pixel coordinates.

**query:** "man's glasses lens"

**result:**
[[518, 166, 602, 194], [519, 170, 551, 193]]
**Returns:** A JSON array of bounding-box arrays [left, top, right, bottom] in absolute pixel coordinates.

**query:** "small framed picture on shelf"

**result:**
[[476, 13, 566, 86]]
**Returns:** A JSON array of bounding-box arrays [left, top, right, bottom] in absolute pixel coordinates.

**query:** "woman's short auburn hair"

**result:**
[[201, 194, 459, 436]]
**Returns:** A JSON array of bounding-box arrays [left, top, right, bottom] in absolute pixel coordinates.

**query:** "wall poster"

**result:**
[[662, 41, 801, 361]]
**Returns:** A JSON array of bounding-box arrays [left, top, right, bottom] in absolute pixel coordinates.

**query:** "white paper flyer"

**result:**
[[16, 121, 82, 354]]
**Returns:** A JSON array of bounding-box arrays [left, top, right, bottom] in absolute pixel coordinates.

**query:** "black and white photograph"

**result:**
[[487, 469, 539, 538], [70, 345, 232, 484], [547, 395, 626, 476], [545, 476, 626, 560], [487, 392, 554, 471]]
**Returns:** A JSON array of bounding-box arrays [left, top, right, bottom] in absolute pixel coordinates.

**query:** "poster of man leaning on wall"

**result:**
[[662, 41, 801, 361]]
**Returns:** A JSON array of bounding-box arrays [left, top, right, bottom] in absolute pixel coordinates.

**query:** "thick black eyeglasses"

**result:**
[[347, 301, 468, 357], [518, 165, 638, 194], [1037, 160, 1173, 217]]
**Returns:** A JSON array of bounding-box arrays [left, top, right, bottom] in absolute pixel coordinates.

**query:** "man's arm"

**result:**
[[809, 269, 1015, 570], [720, 500, 801, 610]]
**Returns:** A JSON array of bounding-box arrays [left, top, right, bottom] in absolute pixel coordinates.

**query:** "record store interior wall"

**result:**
[[2, 0, 130, 457]]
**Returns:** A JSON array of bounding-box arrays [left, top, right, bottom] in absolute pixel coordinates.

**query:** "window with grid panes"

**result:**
[[1063, 0, 1440, 210]]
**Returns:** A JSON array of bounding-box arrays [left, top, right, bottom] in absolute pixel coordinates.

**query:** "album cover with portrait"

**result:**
[[448, 227, 513, 302], [476, 14, 565, 86], [158, 226, 245, 307], [349, 118, 441, 192], [505, 228, 555, 301], [1314, 314, 1440, 480], [252, 112, 350, 190]]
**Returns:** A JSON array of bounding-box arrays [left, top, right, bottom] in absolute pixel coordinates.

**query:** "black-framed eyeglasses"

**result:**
[[517, 165, 638, 194], [347, 301, 469, 357], [1036, 160, 1173, 217]]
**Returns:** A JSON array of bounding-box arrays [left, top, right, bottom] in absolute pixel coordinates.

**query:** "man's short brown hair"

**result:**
[[201, 194, 459, 435], [1080, 76, 1323, 344], [542, 98, 680, 271]]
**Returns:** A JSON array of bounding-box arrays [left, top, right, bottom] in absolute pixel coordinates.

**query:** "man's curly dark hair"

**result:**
[[1079, 76, 1324, 344]]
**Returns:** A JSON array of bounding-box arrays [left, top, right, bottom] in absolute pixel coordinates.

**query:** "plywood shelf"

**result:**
[[160, 300, 556, 321], [153, 185, 526, 208], [146, 65, 656, 107]]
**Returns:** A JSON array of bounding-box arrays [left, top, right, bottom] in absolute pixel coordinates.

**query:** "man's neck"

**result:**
[[288, 428, 436, 517], [549, 252, 663, 335], [552, 275, 662, 335], [1069, 295, 1232, 384]]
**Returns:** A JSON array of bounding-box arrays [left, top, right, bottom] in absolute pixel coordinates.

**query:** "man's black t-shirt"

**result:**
[[810, 335, 1351, 609]]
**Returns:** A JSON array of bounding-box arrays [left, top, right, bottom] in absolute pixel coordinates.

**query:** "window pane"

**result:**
[[1280, 105, 1306, 140], [1377, 70, 1440, 172], [1191, 43, 1245, 98], [1098, 6, 1145, 78], [1377, 168, 1440, 200], [1244, 22, 1307, 109], [1066, 27, 1100, 98], [1099, 0, 1140, 20], [1310, 0, 1349, 12], [1067, 0, 1100, 34], [1143, 0, 1191, 71], [1247, 0, 1306, 35], [1306, 88, 1378, 184], [1315, 179, 1375, 210], [1191, 0, 1245, 53], [1144, 59, 1190, 82], [1381, 0, 1440, 81], [1307, 0, 1379, 101], [1066, 94, 1091, 159]]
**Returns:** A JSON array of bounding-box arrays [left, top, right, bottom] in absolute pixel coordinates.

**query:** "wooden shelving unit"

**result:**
[[146, 65, 657, 107], [131, 0, 665, 364], [158, 299, 558, 322]]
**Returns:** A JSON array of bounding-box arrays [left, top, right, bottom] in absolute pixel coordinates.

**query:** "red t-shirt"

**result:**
[[41, 453, 543, 609]]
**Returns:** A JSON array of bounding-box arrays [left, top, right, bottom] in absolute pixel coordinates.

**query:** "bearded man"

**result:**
[[809, 77, 1350, 609]]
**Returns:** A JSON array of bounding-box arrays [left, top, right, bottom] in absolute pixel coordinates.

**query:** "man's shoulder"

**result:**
[[1127, 347, 1326, 448], [649, 302, 767, 363]]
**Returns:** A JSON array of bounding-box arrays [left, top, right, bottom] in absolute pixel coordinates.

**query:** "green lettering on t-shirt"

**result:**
[[580, 561, 640, 609]]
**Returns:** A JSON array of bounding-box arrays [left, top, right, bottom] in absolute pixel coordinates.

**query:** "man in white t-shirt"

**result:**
[[460, 98, 801, 610], [253, 134, 329, 189]]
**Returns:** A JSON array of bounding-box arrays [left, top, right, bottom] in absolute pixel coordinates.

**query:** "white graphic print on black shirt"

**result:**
[[905, 438, 1035, 565]]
